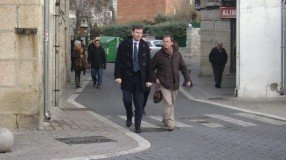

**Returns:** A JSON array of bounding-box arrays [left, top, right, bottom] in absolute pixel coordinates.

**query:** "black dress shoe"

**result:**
[[126, 120, 132, 127], [215, 84, 221, 88], [142, 109, 146, 115], [135, 128, 141, 133]]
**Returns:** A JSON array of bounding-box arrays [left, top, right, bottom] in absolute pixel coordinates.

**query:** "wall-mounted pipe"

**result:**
[[281, 0, 286, 95], [55, 0, 60, 107], [235, 0, 240, 97], [44, 0, 51, 121]]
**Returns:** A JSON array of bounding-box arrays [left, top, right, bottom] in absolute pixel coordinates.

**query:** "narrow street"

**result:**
[[75, 64, 286, 160]]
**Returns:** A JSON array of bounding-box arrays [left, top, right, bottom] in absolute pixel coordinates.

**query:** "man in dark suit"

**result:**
[[209, 42, 228, 88], [114, 25, 152, 133]]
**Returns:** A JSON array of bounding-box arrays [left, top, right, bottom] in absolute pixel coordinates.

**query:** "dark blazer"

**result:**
[[209, 47, 228, 64], [114, 38, 151, 91], [87, 44, 106, 69], [150, 48, 191, 90]]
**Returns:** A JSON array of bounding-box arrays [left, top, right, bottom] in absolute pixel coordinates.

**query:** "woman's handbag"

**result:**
[[153, 86, 163, 103]]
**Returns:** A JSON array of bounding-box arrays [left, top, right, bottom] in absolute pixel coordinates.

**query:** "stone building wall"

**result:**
[[181, 26, 201, 67], [0, 0, 69, 131]]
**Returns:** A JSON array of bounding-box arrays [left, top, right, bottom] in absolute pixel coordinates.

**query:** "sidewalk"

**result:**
[[0, 75, 148, 160], [186, 65, 286, 120]]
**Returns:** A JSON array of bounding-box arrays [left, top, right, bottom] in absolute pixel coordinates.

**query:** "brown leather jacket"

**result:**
[[150, 48, 191, 90]]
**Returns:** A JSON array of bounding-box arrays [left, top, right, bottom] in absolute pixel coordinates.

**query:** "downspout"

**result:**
[[44, 0, 51, 121], [235, 0, 240, 97], [55, 0, 60, 107], [281, 0, 286, 95]]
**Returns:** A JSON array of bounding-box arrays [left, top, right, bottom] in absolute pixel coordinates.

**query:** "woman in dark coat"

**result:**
[[72, 40, 86, 88]]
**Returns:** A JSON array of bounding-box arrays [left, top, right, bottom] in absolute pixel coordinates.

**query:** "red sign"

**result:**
[[220, 7, 236, 19]]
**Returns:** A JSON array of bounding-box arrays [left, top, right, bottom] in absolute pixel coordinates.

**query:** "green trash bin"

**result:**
[[98, 36, 123, 63]]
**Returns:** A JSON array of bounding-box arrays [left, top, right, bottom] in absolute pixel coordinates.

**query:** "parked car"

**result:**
[[147, 40, 163, 57]]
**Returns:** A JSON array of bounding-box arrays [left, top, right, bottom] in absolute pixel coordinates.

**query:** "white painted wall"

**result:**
[[238, 0, 282, 97]]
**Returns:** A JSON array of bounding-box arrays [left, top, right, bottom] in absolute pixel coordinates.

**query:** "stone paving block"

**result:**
[[62, 125, 72, 130], [43, 125, 54, 131]]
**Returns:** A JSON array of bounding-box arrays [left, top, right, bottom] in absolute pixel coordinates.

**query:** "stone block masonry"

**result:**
[[0, 0, 70, 130]]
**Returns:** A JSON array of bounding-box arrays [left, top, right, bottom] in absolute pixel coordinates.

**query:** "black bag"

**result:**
[[153, 90, 163, 103]]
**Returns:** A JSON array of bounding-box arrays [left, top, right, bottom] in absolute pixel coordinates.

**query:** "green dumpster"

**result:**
[[99, 36, 123, 63]]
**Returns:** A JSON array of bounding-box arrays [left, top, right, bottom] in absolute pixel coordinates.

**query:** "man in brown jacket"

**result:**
[[150, 35, 192, 131]]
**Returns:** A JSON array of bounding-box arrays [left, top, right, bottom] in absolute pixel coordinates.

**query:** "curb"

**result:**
[[56, 80, 151, 160], [180, 87, 286, 121]]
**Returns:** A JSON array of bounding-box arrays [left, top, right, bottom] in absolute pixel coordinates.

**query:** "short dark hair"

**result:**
[[163, 35, 179, 50], [162, 35, 174, 42], [132, 25, 144, 31]]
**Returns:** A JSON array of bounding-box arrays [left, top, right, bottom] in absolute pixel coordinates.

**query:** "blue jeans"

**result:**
[[91, 67, 103, 86]]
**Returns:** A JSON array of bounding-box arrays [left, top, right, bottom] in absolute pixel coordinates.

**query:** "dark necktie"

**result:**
[[133, 42, 139, 72]]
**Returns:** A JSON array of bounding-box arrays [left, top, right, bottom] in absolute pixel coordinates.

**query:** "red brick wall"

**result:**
[[117, 0, 176, 24]]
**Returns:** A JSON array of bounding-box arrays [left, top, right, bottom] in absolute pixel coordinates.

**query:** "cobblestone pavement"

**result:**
[[1, 63, 286, 160], [74, 63, 286, 160]]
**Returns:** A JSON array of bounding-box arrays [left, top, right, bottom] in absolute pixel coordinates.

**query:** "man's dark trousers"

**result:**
[[212, 63, 225, 87], [143, 89, 150, 110], [123, 72, 144, 129]]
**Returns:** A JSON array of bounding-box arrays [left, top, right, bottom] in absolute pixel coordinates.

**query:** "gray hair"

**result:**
[[74, 40, 81, 46]]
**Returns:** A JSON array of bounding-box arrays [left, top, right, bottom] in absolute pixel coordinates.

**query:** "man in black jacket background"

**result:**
[[88, 39, 106, 88], [209, 42, 228, 88]]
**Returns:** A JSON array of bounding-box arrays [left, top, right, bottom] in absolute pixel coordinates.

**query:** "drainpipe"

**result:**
[[54, 0, 60, 107], [281, 0, 286, 95], [235, 0, 240, 97], [44, 0, 51, 121]]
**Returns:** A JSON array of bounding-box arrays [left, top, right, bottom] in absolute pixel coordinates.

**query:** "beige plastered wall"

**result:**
[[0, 0, 69, 131]]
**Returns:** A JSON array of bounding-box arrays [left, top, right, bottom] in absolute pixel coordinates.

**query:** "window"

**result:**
[[154, 41, 163, 47]]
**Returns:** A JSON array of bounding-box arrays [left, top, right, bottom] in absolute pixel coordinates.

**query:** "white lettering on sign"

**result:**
[[220, 7, 236, 19], [222, 9, 236, 16]]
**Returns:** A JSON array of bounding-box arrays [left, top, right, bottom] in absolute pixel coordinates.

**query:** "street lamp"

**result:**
[[81, 1, 92, 45]]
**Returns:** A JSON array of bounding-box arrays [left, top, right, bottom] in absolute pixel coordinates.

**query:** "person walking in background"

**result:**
[[72, 40, 86, 88], [88, 39, 106, 88], [114, 25, 152, 133], [150, 35, 192, 131], [80, 39, 87, 75], [141, 34, 150, 115], [70, 36, 75, 72], [209, 42, 228, 88]]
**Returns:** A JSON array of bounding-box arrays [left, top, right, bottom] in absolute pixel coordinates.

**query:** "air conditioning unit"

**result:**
[[106, 11, 112, 18]]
